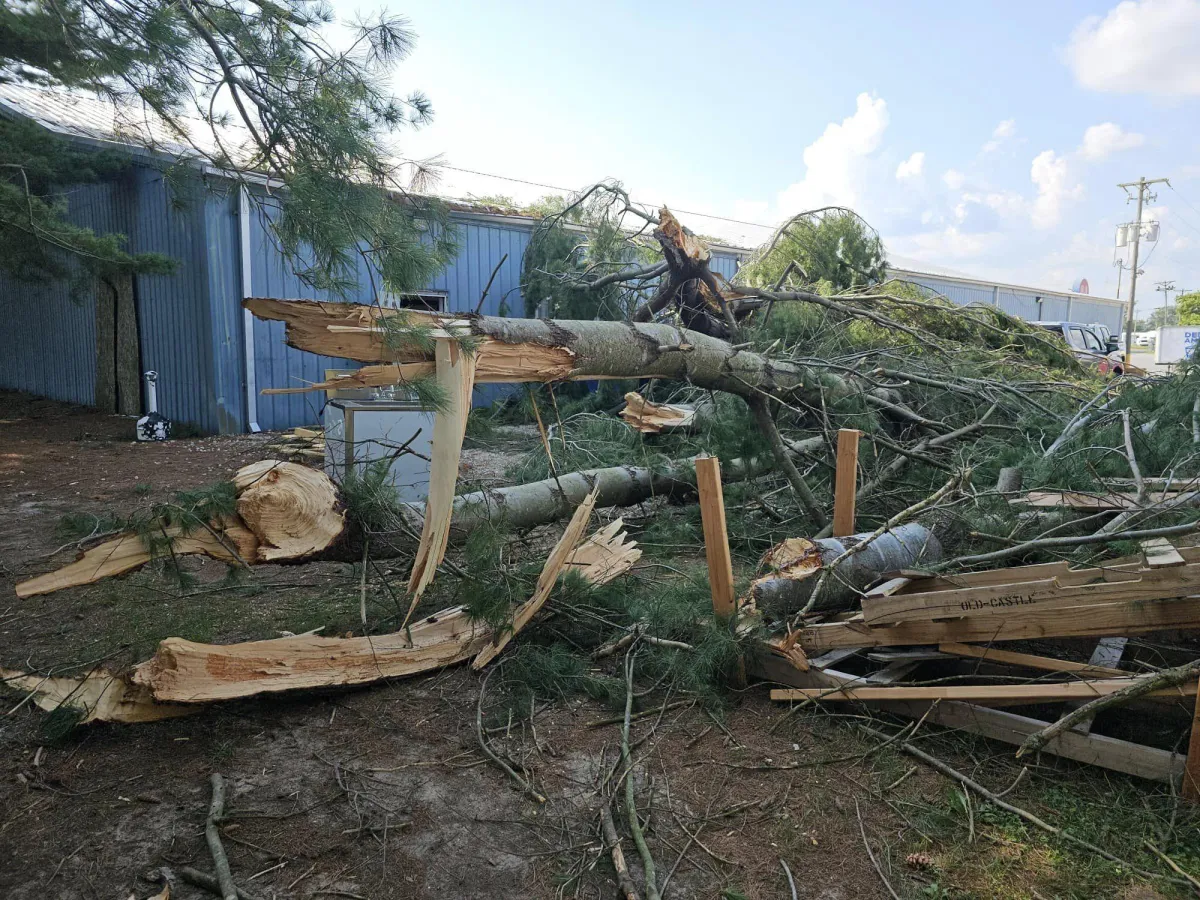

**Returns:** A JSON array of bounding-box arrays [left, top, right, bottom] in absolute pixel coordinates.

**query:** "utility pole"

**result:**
[[1118, 176, 1168, 355]]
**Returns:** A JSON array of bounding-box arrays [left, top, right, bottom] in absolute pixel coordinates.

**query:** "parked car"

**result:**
[[1087, 323, 1124, 358], [1134, 331, 1156, 348], [1032, 321, 1125, 376]]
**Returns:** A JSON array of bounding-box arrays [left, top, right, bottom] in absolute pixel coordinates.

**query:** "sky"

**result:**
[[336, 0, 1200, 313]]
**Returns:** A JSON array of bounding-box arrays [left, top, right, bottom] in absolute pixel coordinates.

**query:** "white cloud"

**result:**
[[943, 169, 966, 190], [993, 119, 1016, 139], [1079, 122, 1146, 160], [1031, 150, 1083, 229], [1066, 0, 1200, 96], [1174, 235, 1195, 251], [731, 199, 770, 223], [892, 227, 1001, 261], [776, 92, 889, 215], [896, 151, 925, 180]]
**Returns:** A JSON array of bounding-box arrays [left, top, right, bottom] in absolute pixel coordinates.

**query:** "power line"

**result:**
[[404, 160, 778, 231]]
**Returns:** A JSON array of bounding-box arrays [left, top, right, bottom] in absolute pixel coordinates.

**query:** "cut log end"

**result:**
[[233, 460, 345, 562]]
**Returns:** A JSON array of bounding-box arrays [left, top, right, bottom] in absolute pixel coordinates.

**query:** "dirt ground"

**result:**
[[1, 390, 1196, 900]]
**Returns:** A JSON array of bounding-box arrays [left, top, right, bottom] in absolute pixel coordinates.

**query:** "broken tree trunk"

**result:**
[[234, 460, 345, 561], [244, 298, 851, 406], [6, 521, 642, 718], [748, 523, 942, 617]]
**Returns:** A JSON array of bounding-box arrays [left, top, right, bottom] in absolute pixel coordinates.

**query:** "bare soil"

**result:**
[[0, 391, 1193, 900]]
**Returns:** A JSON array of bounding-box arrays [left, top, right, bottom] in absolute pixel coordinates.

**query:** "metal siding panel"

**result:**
[[203, 184, 245, 433], [128, 166, 219, 432], [0, 180, 121, 406]]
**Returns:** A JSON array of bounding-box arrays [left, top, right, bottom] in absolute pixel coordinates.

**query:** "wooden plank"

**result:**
[[890, 698, 1187, 783], [808, 648, 859, 670], [862, 563, 1200, 626], [695, 456, 736, 622], [832, 429, 861, 538], [864, 577, 912, 600], [798, 595, 1200, 652], [1018, 490, 1196, 510], [865, 660, 921, 684], [1142, 538, 1186, 568], [769, 678, 1198, 705], [1185, 689, 1200, 801], [937, 642, 1126, 678], [887, 561, 1074, 595], [748, 650, 1186, 782]]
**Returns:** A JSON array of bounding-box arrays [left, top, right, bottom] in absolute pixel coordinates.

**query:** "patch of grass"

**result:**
[[133, 482, 153, 496]]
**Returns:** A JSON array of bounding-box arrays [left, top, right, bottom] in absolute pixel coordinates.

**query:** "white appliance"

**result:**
[[324, 399, 437, 502]]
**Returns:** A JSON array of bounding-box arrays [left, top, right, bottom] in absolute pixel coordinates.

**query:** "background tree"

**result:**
[[0, 0, 454, 294], [1175, 294, 1200, 327], [738, 207, 887, 292], [520, 184, 657, 320]]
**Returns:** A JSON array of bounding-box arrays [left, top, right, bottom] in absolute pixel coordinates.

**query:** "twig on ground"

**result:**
[[206, 774, 239, 900], [599, 803, 642, 900], [1144, 840, 1200, 895], [855, 797, 901, 900], [175, 867, 266, 900], [780, 857, 798, 900], [861, 725, 1182, 884], [622, 650, 661, 900], [475, 668, 547, 803]]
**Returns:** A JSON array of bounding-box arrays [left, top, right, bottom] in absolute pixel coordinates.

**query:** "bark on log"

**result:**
[[749, 523, 942, 616], [243, 298, 852, 405]]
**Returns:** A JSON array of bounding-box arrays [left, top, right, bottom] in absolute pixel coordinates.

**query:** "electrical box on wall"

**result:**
[[324, 399, 436, 503]]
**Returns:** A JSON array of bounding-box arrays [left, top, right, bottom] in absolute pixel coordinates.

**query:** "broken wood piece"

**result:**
[[232, 460, 344, 562], [0, 668, 194, 723], [937, 642, 1126, 678], [132, 605, 490, 703], [405, 338, 478, 618], [15, 521, 259, 599], [695, 456, 736, 623], [1016, 489, 1196, 510], [1142, 537, 1186, 568], [1063, 636, 1129, 735], [619, 392, 705, 434], [472, 486, 600, 669], [770, 678, 1197, 705], [563, 518, 642, 584], [832, 429, 861, 537]]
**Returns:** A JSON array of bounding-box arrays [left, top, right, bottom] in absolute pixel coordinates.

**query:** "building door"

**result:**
[[95, 273, 141, 415]]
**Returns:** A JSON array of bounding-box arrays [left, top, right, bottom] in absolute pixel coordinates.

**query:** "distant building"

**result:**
[[0, 84, 749, 433], [889, 256, 1127, 334]]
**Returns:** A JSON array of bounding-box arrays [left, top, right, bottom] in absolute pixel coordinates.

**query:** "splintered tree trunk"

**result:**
[[244, 298, 852, 406], [749, 523, 942, 616]]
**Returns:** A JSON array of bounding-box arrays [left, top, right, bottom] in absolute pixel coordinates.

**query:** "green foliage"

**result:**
[[739, 207, 886, 292], [521, 182, 656, 319], [2, 0, 454, 296], [0, 117, 176, 284], [1177, 292, 1200, 327], [339, 458, 408, 535], [1139, 303, 1180, 330]]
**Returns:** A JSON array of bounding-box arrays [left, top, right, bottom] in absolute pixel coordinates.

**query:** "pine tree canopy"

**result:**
[[0, 0, 454, 292], [739, 207, 887, 292]]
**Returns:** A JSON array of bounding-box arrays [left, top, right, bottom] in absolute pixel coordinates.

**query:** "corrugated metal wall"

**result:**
[[898, 272, 1125, 332], [710, 251, 741, 281], [126, 166, 225, 433], [0, 181, 122, 405], [0, 164, 230, 432]]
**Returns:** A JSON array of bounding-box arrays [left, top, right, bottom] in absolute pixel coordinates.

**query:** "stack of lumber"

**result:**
[[263, 426, 325, 462], [758, 538, 1200, 786]]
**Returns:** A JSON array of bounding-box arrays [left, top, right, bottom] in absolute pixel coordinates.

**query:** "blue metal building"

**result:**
[[0, 85, 748, 433]]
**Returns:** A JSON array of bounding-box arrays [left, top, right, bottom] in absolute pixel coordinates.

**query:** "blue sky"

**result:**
[[341, 0, 1200, 312]]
